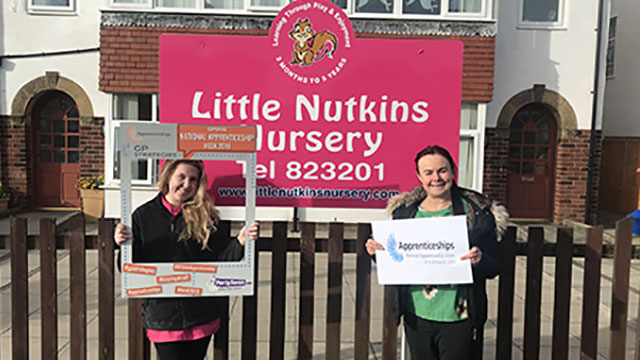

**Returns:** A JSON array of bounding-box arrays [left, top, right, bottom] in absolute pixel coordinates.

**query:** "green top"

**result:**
[[406, 202, 469, 322]]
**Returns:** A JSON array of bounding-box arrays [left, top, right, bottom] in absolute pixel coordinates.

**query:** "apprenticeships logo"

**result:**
[[126, 125, 143, 144], [269, 0, 354, 85], [386, 233, 404, 263]]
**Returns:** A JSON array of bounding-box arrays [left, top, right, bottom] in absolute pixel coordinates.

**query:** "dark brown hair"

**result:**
[[413, 145, 458, 178]]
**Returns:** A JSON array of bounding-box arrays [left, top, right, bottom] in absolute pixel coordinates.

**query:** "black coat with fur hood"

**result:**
[[382, 185, 508, 330]]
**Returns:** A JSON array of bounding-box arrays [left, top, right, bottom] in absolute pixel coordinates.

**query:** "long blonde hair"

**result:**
[[157, 160, 220, 248]]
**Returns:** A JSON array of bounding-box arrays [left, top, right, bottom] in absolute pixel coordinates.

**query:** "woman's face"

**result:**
[[416, 154, 454, 200], [165, 163, 200, 206]]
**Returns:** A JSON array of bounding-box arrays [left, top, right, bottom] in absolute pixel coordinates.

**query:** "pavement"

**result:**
[[1, 210, 640, 359]]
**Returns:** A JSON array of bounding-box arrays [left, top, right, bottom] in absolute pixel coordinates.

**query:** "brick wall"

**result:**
[[80, 119, 105, 179], [100, 26, 495, 102], [483, 128, 602, 224], [482, 128, 508, 204], [0, 116, 30, 207]]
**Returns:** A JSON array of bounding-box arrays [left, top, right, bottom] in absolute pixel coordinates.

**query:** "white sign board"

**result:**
[[372, 216, 473, 285], [119, 122, 256, 297]]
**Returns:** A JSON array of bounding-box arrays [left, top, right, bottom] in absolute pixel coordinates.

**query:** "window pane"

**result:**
[[68, 120, 79, 133], [356, 0, 393, 13], [537, 132, 549, 144], [31, 0, 70, 6], [460, 102, 478, 130], [54, 120, 65, 133], [114, 0, 147, 3], [524, 131, 535, 144], [327, 0, 347, 8], [68, 151, 79, 164], [522, 162, 534, 174], [68, 136, 80, 148], [522, 0, 559, 22], [113, 94, 152, 121], [523, 147, 534, 159], [54, 135, 65, 148], [40, 135, 52, 148], [155, 0, 195, 7], [250, 0, 284, 6], [403, 0, 438, 14], [40, 119, 51, 132], [458, 137, 474, 189], [205, 0, 243, 9], [449, 0, 480, 13], [54, 150, 65, 163]]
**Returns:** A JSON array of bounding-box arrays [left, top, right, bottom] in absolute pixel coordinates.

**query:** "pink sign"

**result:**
[[159, 0, 462, 208]]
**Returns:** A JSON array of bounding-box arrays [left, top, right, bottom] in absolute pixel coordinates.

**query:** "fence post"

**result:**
[[609, 217, 633, 359], [580, 225, 603, 360], [214, 220, 231, 360], [354, 223, 371, 360], [523, 227, 544, 360], [98, 219, 115, 360], [11, 217, 28, 360], [326, 222, 344, 360], [69, 214, 87, 360], [298, 222, 316, 360], [551, 227, 573, 360], [269, 221, 288, 360], [496, 226, 517, 360], [40, 218, 58, 360]]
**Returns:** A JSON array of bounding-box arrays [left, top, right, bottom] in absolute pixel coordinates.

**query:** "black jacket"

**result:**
[[379, 186, 508, 331], [126, 193, 244, 331]]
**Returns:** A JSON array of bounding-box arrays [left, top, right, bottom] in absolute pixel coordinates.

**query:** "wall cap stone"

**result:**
[[100, 10, 497, 37]]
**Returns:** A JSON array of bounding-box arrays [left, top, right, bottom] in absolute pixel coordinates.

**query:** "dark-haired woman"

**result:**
[[114, 159, 259, 360], [366, 145, 508, 360]]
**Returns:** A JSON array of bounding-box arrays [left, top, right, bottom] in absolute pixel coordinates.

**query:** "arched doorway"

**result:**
[[506, 104, 557, 219], [31, 91, 81, 207]]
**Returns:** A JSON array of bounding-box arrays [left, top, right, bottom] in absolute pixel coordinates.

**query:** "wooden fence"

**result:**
[[0, 214, 637, 359]]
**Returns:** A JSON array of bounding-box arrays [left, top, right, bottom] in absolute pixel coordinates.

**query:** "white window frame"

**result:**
[[517, 0, 567, 30], [459, 102, 485, 192], [105, 93, 158, 186], [107, 0, 493, 20], [28, 0, 76, 14]]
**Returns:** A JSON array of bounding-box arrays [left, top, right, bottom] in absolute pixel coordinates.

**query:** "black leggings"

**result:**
[[404, 313, 480, 360], [153, 336, 212, 360]]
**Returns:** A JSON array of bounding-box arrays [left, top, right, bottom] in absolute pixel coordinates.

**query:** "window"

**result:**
[[606, 16, 617, 78], [458, 102, 484, 191], [518, 0, 565, 28], [29, 0, 75, 13], [107, 94, 157, 185], [110, 0, 490, 18]]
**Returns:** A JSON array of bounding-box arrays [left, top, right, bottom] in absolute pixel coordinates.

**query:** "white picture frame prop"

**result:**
[[118, 122, 257, 298]]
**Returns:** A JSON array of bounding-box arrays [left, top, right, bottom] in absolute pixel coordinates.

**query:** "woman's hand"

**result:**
[[114, 223, 132, 246], [365, 238, 385, 256], [460, 246, 483, 266], [237, 221, 260, 246]]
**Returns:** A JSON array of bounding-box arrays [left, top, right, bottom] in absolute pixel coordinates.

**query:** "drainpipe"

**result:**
[[585, 0, 608, 224]]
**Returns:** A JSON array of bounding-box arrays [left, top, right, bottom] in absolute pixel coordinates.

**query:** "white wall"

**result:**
[[0, 1, 106, 116], [487, 0, 605, 130], [602, 0, 640, 137]]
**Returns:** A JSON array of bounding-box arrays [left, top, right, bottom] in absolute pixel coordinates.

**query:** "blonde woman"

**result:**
[[115, 159, 259, 360]]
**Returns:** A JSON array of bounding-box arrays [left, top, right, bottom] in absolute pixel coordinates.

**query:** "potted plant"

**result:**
[[77, 174, 104, 219], [0, 182, 10, 211]]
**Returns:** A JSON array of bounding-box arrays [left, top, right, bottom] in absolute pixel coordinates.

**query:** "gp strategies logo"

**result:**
[[269, 0, 354, 85]]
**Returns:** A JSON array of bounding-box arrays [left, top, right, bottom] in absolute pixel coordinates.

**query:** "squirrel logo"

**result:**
[[289, 18, 338, 67]]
